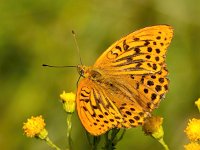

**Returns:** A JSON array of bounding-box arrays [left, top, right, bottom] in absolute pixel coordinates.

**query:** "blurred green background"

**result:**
[[0, 0, 200, 149]]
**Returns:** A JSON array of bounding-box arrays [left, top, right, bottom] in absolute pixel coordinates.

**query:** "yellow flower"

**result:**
[[184, 142, 200, 150], [143, 116, 163, 137], [23, 115, 48, 139], [142, 116, 169, 149], [184, 118, 200, 141], [195, 98, 200, 112], [60, 91, 76, 113]]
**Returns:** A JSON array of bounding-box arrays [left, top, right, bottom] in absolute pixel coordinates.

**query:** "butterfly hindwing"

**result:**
[[107, 66, 169, 113]]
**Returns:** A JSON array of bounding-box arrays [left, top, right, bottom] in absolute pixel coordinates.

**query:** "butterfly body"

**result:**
[[76, 25, 173, 136]]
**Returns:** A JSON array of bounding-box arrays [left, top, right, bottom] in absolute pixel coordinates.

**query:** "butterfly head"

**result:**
[[77, 65, 90, 78], [77, 65, 102, 81]]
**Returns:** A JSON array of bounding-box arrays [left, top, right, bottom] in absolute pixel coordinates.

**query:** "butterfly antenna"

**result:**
[[72, 30, 83, 65], [42, 64, 76, 68]]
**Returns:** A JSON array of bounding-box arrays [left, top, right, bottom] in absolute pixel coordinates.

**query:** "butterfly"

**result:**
[[76, 25, 173, 136]]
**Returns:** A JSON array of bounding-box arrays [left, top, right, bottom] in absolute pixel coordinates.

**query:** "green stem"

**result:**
[[104, 135, 113, 150], [92, 136, 101, 150], [86, 132, 101, 150], [115, 129, 126, 143], [66, 113, 73, 150], [45, 137, 61, 150], [104, 129, 125, 150], [158, 138, 169, 150], [86, 131, 92, 146], [111, 128, 120, 141]]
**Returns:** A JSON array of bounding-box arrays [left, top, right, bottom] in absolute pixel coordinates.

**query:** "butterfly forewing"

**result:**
[[94, 25, 173, 75]]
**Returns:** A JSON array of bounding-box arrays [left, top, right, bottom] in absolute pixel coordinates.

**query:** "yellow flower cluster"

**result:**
[[22, 91, 76, 150], [185, 118, 200, 141], [142, 116, 169, 149], [22, 115, 47, 138], [195, 98, 200, 112], [184, 142, 200, 150], [143, 116, 163, 136], [60, 91, 76, 113], [184, 98, 200, 149]]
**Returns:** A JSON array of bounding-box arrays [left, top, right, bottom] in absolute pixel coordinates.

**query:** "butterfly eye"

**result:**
[[80, 70, 84, 76], [77, 66, 84, 77]]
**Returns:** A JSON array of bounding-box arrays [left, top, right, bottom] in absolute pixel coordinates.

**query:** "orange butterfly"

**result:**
[[76, 25, 173, 136]]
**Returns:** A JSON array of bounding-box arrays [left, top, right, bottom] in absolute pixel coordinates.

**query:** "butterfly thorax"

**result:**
[[77, 65, 103, 81]]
